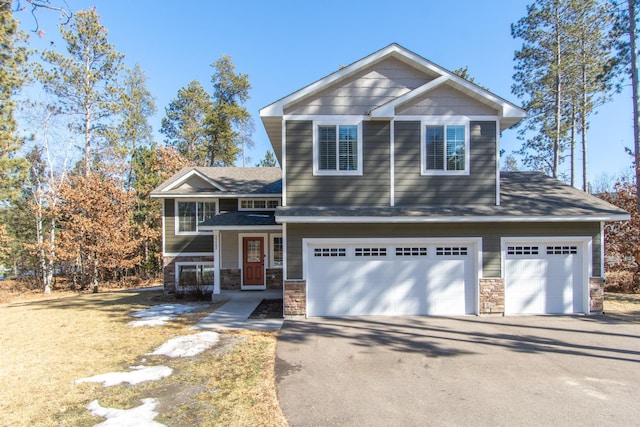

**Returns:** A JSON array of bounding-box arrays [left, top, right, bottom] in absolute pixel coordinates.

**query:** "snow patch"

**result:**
[[87, 398, 165, 426], [76, 365, 173, 386], [129, 303, 209, 327], [149, 332, 220, 358]]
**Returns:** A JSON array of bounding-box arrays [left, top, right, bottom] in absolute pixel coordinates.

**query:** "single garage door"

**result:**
[[504, 241, 586, 314], [306, 240, 477, 317]]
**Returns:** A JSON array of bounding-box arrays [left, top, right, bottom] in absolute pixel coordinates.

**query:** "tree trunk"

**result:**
[[553, 4, 562, 179], [629, 0, 640, 213]]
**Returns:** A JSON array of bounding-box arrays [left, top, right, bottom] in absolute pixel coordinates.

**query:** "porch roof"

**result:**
[[198, 211, 279, 230]]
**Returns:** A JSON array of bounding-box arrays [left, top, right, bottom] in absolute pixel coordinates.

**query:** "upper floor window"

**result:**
[[313, 121, 363, 175], [239, 199, 281, 211], [422, 122, 469, 175], [176, 200, 217, 234]]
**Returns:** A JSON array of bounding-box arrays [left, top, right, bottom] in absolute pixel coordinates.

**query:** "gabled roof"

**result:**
[[275, 172, 629, 223], [260, 44, 527, 161], [151, 167, 282, 198]]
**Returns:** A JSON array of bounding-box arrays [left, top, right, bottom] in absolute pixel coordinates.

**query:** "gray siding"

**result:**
[[285, 120, 390, 206], [394, 121, 496, 205], [219, 198, 238, 212], [221, 231, 239, 268], [286, 222, 602, 279], [163, 199, 213, 254], [397, 84, 499, 116], [285, 57, 436, 116]]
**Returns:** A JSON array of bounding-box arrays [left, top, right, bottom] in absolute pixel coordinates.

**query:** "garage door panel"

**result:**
[[505, 242, 584, 315], [306, 242, 475, 317]]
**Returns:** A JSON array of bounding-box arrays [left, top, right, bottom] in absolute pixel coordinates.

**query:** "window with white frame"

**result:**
[[176, 200, 216, 233], [176, 262, 214, 289], [239, 199, 281, 211], [423, 123, 468, 174], [271, 234, 283, 268], [314, 122, 362, 175]]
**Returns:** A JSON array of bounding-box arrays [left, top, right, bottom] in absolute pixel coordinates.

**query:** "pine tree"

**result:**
[[257, 150, 278, 167], [160, 80, 213, 164], [0, 2, 28, 203], [39, 7, 124, 176]]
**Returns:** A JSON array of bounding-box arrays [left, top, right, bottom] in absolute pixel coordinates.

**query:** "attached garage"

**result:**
[[503, 238, 590, 315], [304, 238, 480, 317]]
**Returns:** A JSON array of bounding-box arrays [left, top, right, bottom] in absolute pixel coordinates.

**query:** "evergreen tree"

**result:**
[[205, 55, 251, 166], [39, 7, 124, 176], [160, 80, 213, 164], [257, 150, 278, 167], [0, 2, 28, 203]]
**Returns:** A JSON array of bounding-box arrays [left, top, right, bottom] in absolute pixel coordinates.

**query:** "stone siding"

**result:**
[[589, 277, 605, 314], [221, 269, 241, 290], [284, 280, 306, 316], [479, 278, 505, 315], [266, 268, 284, 290]]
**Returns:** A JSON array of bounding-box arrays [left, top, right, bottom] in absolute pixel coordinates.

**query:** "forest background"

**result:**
[[1, 0, 639, 293]]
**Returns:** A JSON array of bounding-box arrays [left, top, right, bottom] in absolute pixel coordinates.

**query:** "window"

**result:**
[[314, 122, 362, 175], [271, 235, 283, 267], [176, 263, 214, 289], [436, 247, 468, 256], [355, 247, 387, 257], [396, 247, 428, 257], [239, 199, 281, 211], [423, 123, 468, 174], [546, 246, 577, 255], [176, 200, 216, 233], [314, 248, 346, 257], [507, 246, 539, 255]]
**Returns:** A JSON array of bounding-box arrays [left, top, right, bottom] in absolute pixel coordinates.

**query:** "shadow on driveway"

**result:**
[[276, 315, 640, 426]]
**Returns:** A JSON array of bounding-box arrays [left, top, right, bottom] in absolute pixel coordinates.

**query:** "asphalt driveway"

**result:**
[[276, 315, 640, 426]]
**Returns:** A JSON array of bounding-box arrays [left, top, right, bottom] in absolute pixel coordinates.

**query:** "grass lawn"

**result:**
[[0, 289, 287, 426]]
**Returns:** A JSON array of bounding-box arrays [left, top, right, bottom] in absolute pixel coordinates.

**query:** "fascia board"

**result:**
[[161, 169, 226, 192], [276, 214, 630, 224]]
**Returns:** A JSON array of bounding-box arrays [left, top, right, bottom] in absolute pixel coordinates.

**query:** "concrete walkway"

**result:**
[[192, 290, 284, 331]]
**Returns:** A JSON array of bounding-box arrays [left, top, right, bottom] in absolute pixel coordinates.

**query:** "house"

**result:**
[[151, 167, 283, 294], [154, 43, 629, 317]]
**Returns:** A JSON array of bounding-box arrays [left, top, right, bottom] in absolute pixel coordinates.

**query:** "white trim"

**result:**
[[282, 118, 287, 207], [198, 225, 282, 231], [395, 115, 500, 122], [174, 199, 219, 236], [163, 252, 214, 258], [390, 119, 395, 207], [501, 236, 592, 314], [302, 236, 482, 316], [260, 44, 526, 125], [238, 233, 268, 290], [152, 193, 278, 199], [312, 119, 364, 176], [496, 120, 501, 206], [270, 233, 283, 269], [283, 223, 288, 281], [421, 119, 470, 176], [162, 169, 226, 192], [276, 214, 630, 224], [213, 231, 221, 295], [161, 200, 166, 256], [600, 221, 605, 278], [174, 261, 215, 291], [370, 76, 449, 118]]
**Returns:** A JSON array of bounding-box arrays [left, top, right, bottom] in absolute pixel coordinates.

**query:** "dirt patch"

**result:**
[[249, 298, 283, 319]]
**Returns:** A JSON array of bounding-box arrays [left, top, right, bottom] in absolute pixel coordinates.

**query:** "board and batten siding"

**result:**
[[284, 57, 436, 116], [285, 120, 390, 206], [394, 121, 497, 205], [163, 199, 213, 254], [285, 222, 602, 280]]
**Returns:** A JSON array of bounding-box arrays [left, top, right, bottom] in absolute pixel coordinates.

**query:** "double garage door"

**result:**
[[306, 238, 589, 317], [306, 239, 478, 317]]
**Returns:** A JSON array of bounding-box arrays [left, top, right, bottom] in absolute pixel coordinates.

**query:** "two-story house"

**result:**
[[154, 44, 628, 317]]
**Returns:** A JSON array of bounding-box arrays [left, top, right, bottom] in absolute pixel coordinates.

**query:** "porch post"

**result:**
[[213, 230, 221, 296]]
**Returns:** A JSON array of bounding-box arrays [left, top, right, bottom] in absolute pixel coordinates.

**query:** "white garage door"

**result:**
[[306, 240, 477, 317], [504, 241, 586, 314]]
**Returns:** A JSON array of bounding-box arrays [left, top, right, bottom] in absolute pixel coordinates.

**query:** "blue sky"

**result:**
[[16, 0, 634, 185]]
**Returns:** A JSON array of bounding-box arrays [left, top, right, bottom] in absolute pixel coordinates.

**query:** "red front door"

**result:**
[[243, 237, 264, 286]]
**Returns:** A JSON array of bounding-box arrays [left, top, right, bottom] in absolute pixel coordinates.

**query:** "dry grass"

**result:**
[[0, 290, 287, 426], [604, 292, 640, 323]]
